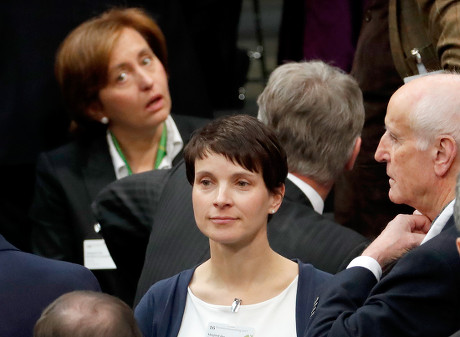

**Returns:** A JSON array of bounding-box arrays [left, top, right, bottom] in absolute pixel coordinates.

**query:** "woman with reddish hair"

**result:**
[[30, 8, 206, 303]]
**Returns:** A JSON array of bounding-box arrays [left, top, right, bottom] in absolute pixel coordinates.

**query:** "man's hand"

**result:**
[[362, 213, 431, 269]]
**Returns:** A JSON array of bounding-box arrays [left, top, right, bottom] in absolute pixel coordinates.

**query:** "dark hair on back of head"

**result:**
[[184, 114, 288, 194]]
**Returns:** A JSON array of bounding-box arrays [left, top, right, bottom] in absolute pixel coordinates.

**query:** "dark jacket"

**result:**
[[30, 114, 207, 304], [306, 218, 460, 337], [0, 234, 100, 337]]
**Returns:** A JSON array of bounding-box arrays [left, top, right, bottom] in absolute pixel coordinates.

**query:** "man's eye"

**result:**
[[237, 181, 249, 187]]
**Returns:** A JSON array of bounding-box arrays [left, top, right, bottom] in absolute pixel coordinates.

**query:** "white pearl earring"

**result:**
[[100, 116, 109, 124]]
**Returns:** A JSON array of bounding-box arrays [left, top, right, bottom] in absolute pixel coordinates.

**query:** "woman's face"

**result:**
[[192, 152, 283, 247], [90, 27, 171, 134]]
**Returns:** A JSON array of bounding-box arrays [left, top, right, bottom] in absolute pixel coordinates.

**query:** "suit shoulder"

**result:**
[[277, 199, 368, 245], [319, 215, 369, 244], [171, 114, 210, 142], [395, 225, 460, 274], [1, 249, 100, 290], [38, 133, 107, 166]]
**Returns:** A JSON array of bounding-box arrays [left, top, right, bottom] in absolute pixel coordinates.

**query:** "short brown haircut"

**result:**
[[184, 114, 288, 194], [55, 7, 167, 130], [34, 291, 143, 337]]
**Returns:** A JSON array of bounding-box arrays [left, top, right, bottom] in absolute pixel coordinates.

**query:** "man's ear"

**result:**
[[456, 238, 460, 256], [86, 101, 106, 122], [433, 135, 457, 177], [345, 137, 361, 171]]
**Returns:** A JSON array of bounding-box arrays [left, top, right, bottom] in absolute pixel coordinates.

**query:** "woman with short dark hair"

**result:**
[[135, 115, 331, 337]]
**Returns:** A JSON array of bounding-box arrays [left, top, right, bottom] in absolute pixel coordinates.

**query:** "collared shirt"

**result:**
[[107, 115, 183, 179], [287, 173, 324, 214], [348, 199, 455, 281], [421, 199, 454, 244]]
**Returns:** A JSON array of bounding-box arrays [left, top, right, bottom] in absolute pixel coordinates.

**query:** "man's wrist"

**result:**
[[347, 256, 383, 281]]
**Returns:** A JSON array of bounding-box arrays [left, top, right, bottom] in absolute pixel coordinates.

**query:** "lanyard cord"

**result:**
[[154, 124, 167, 169], [110, 125, 167, 175]]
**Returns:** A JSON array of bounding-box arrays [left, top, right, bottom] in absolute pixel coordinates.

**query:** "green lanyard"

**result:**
[[154, 124, 167, 168], [110, 125, 167, 175]]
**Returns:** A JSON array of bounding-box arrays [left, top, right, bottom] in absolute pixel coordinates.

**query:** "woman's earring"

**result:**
[[100, 116, 109, 125], [271, 210, 275, 214]]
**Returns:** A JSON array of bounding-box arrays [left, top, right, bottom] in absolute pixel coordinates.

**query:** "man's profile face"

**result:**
[[374, 94, 433, 210]]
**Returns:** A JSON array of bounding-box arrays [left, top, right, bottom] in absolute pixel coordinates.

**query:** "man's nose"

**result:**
[[375, 132, 390, 163]]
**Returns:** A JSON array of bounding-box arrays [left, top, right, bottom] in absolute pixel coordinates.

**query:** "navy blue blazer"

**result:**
[[305, 217, 460, 337], [0, 234, 100, 337], [135, 261, 331, 337]]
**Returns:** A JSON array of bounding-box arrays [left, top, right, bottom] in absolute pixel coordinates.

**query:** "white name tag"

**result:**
[[83, 239, 117, 270], [207, 322, 255, 337]]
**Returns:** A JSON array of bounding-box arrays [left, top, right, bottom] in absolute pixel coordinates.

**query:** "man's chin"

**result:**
[[388, 189, 402, 205]]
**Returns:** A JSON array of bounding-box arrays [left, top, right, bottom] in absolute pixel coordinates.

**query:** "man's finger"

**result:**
[[410, 214, 431, 234]]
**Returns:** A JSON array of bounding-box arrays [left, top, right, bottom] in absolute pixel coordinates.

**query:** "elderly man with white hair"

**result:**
[[306, 73, 460, 337]]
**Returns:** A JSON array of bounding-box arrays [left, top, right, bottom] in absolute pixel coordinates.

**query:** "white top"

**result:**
[[348, 199, 455, 281], [287, 173, 324, 214], [177, 276, 299, 337], [107, 115, 183, 179]]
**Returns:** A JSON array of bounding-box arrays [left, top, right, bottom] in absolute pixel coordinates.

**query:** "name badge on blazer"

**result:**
[[83, 239, 117, 270]]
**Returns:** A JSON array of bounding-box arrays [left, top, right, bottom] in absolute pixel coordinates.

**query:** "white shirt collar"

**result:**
[[107, 130, 128, 180], [420, 199, 455, 245], [107, 115, 183, 179], [158, 115, 183, 169], [287, 173, 324, 214]]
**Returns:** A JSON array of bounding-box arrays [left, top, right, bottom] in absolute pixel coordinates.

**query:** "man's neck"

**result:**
[[290, 172, 331, 201]]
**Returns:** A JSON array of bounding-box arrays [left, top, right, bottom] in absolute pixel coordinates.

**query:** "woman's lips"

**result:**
[[210, 216, 237, 225], [146, 95, 163, 112]]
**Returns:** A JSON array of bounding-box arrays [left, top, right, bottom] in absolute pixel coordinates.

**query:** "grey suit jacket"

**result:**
[[94, 162, 369, 306]]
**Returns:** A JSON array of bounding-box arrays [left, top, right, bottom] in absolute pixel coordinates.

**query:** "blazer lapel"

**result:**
[[81, 135, 117, 201]]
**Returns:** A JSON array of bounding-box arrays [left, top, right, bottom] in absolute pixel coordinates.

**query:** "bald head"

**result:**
[[34, 291, 142, 337], [392, 73, 460, 149], [375, 73, 460, 219]]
